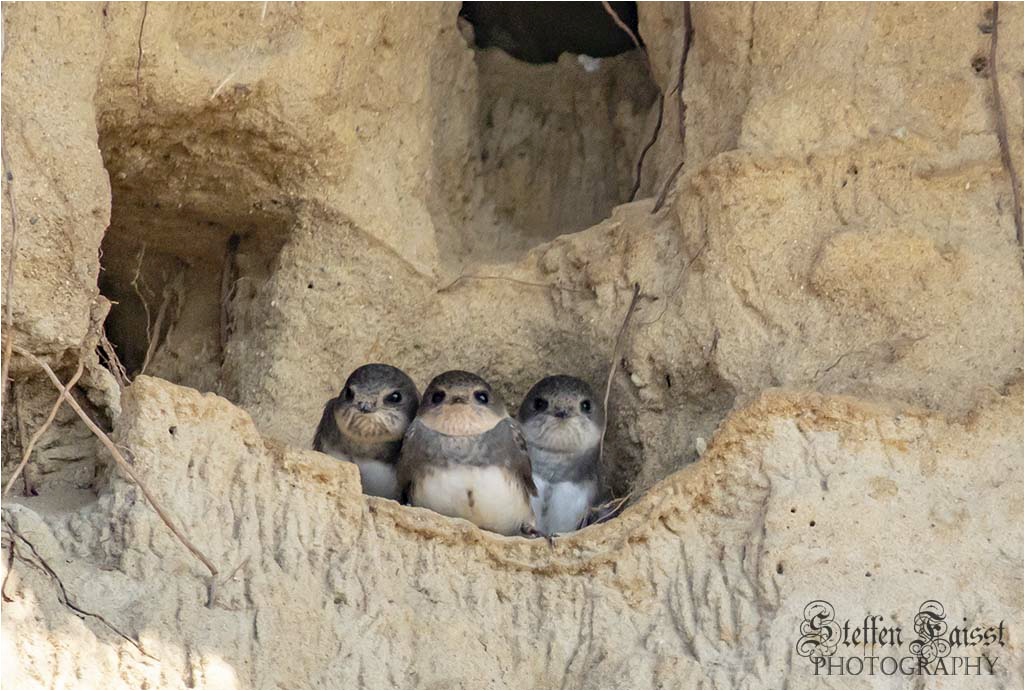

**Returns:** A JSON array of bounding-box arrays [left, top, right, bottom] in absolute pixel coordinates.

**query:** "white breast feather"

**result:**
[[533, 476, 597, 535], [355, 458, 400, 501], [318, 444, 399, 501], [413, 465, 534, 536], [530, 476, 549, 532]]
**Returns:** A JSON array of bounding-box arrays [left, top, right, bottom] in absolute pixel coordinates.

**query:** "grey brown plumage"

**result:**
[[397, 416, 536, 501], [312, 363, 419, 500], [518, 374, 603, 534], [396, 370, 537, 536]]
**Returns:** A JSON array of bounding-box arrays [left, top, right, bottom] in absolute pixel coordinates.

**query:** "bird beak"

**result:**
[[450, 395, 467, 405], [356, 401, 374, 413], [553, 408, 569, 419]]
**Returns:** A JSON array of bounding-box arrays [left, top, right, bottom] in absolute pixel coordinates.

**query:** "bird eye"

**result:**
[[533, 398, 548, 412], [343, 387, 354, 401], [474, 390, 489, 405], [580, 400, 592, 413], [431, 391, 446, 405], [385, 391, 402, 404]]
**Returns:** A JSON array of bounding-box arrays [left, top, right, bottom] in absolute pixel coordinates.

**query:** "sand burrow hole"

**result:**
[[96, 105, 298, 397], [456, 1, 658, 260]]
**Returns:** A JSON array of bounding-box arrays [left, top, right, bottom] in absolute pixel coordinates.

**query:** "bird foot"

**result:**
[[520, 524, 556, 547]]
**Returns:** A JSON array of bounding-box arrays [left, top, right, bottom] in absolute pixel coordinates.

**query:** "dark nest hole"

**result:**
[[459, 1, 642, 64], [452, 1, 658, 260], [95, 112, 296, 397]]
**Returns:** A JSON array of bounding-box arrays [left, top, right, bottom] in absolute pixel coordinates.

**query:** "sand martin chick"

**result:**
[[313, 363, 420, 500], [518, 375, 604, 534], [397, 370, 537, 536]]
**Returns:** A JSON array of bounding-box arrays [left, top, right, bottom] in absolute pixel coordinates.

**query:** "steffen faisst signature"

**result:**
[[795, 600, 1007, 677]]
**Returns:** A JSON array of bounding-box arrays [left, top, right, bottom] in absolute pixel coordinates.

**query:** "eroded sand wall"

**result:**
[[1, 2, 1022, 687]]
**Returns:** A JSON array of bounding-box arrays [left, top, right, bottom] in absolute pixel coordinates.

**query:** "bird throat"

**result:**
[[335, 407, 403, 442], [419, 404, 504, 437]]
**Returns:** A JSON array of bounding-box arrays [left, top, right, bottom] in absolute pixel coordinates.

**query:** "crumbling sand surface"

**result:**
[[1, 2, 1022, 688]]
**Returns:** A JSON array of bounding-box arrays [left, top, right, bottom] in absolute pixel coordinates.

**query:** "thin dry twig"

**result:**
[[637, 234, 709, 328], [651, 2, 695, 215], [140, 292, 169, 376], [437, 274, 594, 296], [219, 234, 240, 353], [129, 243, 152, 351], [601, 1, 644, 54], [601, 1, 662, 203], [12, 385, 33, 495], [598, 284, 642, 470], [3, 517, 156, 659], [585, 488, 637, 527], [219, 556, 249, 586], [988, 2, 1023, 248], [1, 141, 20, 407], [140, 267, 183, 376], [3, 360, 85, 496], [99, 329, 130, 391], [674, 3, 694, 147], [12, 345, 219, 583], [629, 94, 665, 202], [705, 327, 720, 360], [2, 545, 14, 603], [135, 1, 149, 97], [206, 555, 250, 607], [210, 70, 237, 101], [651, 160, 686, 214]]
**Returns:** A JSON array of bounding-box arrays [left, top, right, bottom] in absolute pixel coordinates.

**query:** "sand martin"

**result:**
[[397, 370, 537, 536], [518, 375, 603, 534], [313, 363, 420, 500]]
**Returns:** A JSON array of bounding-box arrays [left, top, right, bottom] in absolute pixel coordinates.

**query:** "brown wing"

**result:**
[[503, 418, 537, 497], [312, 397, 340, 452], [395, 418, 430, 505]]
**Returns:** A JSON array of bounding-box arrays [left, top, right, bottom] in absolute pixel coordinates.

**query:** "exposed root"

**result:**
[[99, 329, 130, 391], [12, 345, 220, 588], [629, 94, 665, 203], [219, 234, 240, 356], [207, 555, 250, 606], [3, 359, 85, 496], [12, 385, 34, 495], [2, 517, 157, 660], [220, 556, 250, 586], [651, 2, 694, 215], [652, 160, 685, 214], [585, 489, 637, 527], [705, 327, 720, 360], [637, 234, 709, 328], [601, 0, 663, 203], [599, 283, 642, 472], [135, 2, 149, 97], [601, 1, 644, 56], [674, 3, 694, 147], [140, 266, 183, 376], [437, 274, 594, 296], [988, 2, 1023, 248], [134, 260, 185, 376], [129, 243, 152, 355], [2, 544, 14, 602], [210, 70, 238, 101], [1, 140, 21, 408]]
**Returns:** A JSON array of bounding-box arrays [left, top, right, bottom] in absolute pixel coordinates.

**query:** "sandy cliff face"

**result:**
[[4, 377, 1022, 688], [1, 2, 1022, 688]]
